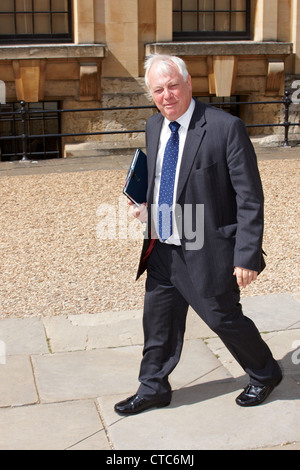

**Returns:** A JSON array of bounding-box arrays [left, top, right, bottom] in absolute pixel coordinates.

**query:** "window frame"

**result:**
[[0, 101, 62, 161], [173, 0, 251, 41], [0, 0, 73, 44]]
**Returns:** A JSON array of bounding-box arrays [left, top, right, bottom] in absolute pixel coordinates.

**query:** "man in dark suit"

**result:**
[[115, 54, 282, 415]]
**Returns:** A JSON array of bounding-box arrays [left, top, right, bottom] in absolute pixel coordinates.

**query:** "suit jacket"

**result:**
[[137, 99, 265, 297]]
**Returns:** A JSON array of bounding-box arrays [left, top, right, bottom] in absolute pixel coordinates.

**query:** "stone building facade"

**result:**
[[0, 0, 299, 160]]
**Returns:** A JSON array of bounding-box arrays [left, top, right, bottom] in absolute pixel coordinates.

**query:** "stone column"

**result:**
[[102, 0, 139, 77], [254, 0, 278, 41], [156, 0, 173, 42], [291, 0, 300, 73], [73, 0, 95, 44]]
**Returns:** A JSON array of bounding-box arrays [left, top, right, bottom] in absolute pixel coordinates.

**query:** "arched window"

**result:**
[[173, 0, 250, 40]]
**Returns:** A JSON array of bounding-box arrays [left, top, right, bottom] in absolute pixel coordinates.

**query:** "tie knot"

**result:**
[[169, 121, 180, 133]]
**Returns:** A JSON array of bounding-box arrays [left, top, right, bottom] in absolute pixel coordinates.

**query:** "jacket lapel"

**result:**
[[146, 113, 164, 203], [176, 101, 207, 203]]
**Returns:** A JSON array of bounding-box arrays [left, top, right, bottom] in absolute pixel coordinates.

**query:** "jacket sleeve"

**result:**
[[226, 117, 265, 272]]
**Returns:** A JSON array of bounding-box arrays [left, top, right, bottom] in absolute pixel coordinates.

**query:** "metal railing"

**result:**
[[0, 91, 299, 162]]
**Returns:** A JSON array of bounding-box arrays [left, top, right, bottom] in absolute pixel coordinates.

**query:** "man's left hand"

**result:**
[[234, 267, 258, 288]]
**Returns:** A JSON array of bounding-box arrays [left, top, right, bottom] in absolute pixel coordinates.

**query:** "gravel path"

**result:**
[[0, 158, 299, 318]]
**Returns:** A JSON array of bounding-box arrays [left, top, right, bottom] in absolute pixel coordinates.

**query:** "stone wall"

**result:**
[[63, 77, 155, 157], [1, 0, 299, 159]]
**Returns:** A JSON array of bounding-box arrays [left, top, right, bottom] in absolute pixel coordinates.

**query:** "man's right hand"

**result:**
[[128, 201, 148, 223]]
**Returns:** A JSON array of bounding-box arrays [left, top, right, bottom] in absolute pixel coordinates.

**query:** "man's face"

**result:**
[[147, 62, 192, 121]]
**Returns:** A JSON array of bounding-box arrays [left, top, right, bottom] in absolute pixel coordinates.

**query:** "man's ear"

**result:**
[[186, 74, 192, 90]]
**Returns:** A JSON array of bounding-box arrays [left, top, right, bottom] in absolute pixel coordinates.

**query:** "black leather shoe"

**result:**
[[114, 393, 171, 415], [236, 375, 282, 407]]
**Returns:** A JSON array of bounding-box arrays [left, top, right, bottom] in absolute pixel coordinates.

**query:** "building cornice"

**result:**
[[0, 44, 107, 60], [145, 42, 293, 57]]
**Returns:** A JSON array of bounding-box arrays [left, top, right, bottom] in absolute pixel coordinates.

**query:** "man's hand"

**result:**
[[234, 267, 258, 288], [128, 201, 148, 223]]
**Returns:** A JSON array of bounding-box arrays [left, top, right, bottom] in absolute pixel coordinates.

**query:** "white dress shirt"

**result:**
[[153, 99, 195, 245]]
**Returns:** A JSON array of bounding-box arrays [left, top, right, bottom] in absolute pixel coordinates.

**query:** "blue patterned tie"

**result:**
[[158, 121, 181, 241]]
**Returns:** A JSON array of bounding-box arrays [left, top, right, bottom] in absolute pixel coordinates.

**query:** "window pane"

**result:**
[[52, 0, 68, 11], [231, 12, 246, 31], [0, 14, 15, 33], [15, 0, 32, 12], [16, 13, 33, 34], [199, 12, 213, 31], [34, 13, 51, 34], [30, 102, 43, 110], [45, 137, 59, 153], [0, 0, 14, 12], [215, 12, 229, 31], [182, 12, 197, 31], [34, 0, 50, 12], [173, 12, 181, 32], [215, 0, 229, 10], [52, 13, 68, 34], [198, 0, 214, 9], [232, 0, 246, 10], [182, 0, 197, 9], [45, 102, 58, 111], [45, 118, 59, 134], [173, 0, 181, 9]]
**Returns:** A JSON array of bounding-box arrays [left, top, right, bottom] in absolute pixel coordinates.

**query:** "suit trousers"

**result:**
[[137, 241, 281, 400]]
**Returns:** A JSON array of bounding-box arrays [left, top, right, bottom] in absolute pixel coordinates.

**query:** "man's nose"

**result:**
[[163, 87, 173, 99]]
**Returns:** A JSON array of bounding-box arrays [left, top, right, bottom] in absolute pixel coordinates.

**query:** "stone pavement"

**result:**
[[0, 146, 299, 450], [0, 293, 299, 450]]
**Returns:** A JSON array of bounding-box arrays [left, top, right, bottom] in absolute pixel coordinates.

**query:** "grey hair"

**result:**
[[144, 54, 189, 90]]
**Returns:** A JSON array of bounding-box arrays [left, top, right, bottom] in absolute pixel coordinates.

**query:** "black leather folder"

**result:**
[[123, 148, 148, 206]]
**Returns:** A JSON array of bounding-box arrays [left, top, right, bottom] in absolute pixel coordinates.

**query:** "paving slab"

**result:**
[[0, 317, 49, 355], [206, 328, 300, 380], [43, 310, 144, 353], [0, 355, 38, 407], [31, 346, 142, 403], [167, 338, 232, 388], [31, 338, 230, 404], [98, 376, 299, 450], [42, 308, 213, 354], [291, 292, 300, 304], [240, 293, 300, 331], [186, 292, 300, 342], [0, 399, 110, 450]]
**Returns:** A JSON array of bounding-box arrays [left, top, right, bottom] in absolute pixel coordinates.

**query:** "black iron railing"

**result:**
[[0, 91, 299, 162]]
